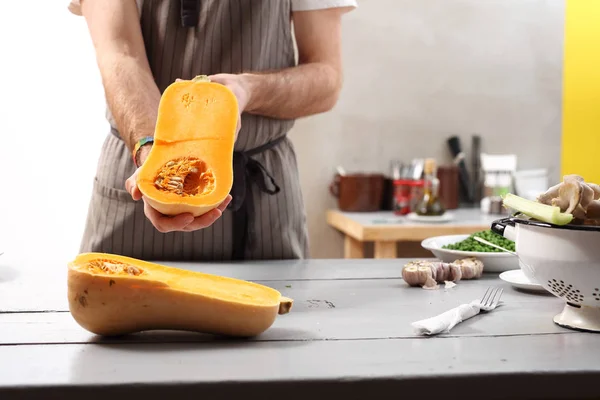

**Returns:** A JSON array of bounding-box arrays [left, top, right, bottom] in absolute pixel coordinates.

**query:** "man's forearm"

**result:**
[[242, 62, 342, 120], [98, 54, 161, 151], [80, 0, 161, 154]]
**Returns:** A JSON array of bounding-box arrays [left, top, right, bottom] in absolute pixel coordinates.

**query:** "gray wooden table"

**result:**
[[1, 256, 600, 400]]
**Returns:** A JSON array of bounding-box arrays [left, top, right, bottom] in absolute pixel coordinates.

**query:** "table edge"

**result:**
[[0, 370, 598, 400], [326, 210, 491, 241]]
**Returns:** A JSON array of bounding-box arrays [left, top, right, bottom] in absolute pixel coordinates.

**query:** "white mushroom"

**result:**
[[551, 178, 582, 214], [588, 183, 600, 200], [538, 175, 600, 222], [537, 182, 562, 205], [580, 181, 596, 208], [587, 200, 600, 220]]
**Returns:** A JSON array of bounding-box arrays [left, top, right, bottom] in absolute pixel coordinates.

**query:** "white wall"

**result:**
[[0, 1, 108, 264], [0, 0, 564, 265], [290, 0, 565, 258]]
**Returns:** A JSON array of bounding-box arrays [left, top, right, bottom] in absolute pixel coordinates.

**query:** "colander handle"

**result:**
[[491, 217, 516, 242]]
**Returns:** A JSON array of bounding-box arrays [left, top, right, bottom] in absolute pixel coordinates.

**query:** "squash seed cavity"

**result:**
[[87, 259, 145, 276], [154, 157, 215, 196]]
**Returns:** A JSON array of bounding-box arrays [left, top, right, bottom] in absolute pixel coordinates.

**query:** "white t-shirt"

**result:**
[[68, 0, 357, 16]]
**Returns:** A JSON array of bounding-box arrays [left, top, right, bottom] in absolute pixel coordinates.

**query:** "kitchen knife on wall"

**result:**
[[471, 134, 482, 203], [447, 136, 473, 204]]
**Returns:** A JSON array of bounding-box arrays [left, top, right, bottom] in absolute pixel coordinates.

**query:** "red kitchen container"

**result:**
[[393, 179, 413, 215]]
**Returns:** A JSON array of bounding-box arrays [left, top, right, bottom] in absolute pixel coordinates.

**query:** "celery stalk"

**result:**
[[502, 193, 573, 225]]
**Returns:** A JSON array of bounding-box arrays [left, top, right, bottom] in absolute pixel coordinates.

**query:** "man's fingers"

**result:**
[[129, 183, 142, 201], [182, 209, 222, 231], [125, 170, 143, 201], [143, 200, 194, 233], [218, 195, 232, 212], [140, 194, 231, 233], [181, 196, 232, 232], [207, 74, 226, 84]]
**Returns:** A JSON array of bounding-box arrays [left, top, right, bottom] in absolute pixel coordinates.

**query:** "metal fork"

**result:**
[[411, 285, 504, 335], [479, 286, 503, 312]]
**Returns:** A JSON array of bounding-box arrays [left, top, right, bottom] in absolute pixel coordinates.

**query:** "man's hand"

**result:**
[[178, 74, 251, 139], [125, 146, 232, 233], [208, 74, 251, 115], [126, 170, 232, 234]]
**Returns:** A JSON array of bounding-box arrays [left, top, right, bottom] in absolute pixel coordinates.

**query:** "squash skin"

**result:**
[[67, 253, 292, 337], [136, 76, 238, 217]]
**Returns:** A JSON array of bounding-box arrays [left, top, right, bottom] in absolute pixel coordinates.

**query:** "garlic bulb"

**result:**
[[402, 257, 484, 289]]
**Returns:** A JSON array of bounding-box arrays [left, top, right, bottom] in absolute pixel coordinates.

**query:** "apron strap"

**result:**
[[180, 0, 200, 27], [229, 135, 287, 260]]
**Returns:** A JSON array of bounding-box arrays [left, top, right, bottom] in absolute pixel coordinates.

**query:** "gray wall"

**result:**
[[288, 0, 565, 258]]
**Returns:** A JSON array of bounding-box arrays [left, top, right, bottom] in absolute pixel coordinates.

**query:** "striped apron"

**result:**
[[80, 0, 310, 261]]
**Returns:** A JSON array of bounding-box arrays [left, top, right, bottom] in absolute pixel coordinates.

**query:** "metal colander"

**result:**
[[546, 278, 594, 304]]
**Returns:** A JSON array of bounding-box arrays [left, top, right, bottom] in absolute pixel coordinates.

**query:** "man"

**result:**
[[70, 0, 356, 261]]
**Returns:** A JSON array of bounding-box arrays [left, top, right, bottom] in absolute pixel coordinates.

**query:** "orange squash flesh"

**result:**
[[67, 252, 293, 337], [136, 75, 238, 217]]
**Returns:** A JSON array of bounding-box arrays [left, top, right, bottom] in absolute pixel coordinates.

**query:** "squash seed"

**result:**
[[87, 259, 145, 276], [153, 157, 215, 197]]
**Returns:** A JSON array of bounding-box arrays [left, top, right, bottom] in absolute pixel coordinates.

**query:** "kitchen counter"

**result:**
[[1, 257, 600, 400], [327, 207, 501, 258]]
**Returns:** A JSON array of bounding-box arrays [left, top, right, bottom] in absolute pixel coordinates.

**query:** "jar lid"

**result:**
[[393, 179, 413, 185]]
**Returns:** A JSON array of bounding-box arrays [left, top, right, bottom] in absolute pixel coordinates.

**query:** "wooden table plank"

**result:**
[[0, 258, 407, 313], [0, 276, 568, 345], [1, 334, 599, 400]]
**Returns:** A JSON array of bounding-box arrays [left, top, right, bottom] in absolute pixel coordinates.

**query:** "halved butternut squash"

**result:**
[[136, 75, 238, 217], [67, 252, 293, 337]]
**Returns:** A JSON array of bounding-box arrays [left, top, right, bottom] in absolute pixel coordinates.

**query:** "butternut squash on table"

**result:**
[[67, 253, 293, 337], [137, 75, 238, 217]]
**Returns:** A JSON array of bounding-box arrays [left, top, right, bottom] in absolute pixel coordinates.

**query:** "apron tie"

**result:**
[[180, 0, 200, 27], [229, 135, 287, 260]]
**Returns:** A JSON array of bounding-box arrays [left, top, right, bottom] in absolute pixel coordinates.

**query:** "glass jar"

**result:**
[[409, 180, 425, 213]]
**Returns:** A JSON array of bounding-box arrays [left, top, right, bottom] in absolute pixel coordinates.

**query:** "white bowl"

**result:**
[[421, 234, 519, 273]]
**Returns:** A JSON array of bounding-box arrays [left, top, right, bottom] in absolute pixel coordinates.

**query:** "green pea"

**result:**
[[442, 229, 515, 253]]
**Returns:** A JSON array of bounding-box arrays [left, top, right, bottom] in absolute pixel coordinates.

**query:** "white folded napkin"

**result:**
[[411, 300, 482, 336]]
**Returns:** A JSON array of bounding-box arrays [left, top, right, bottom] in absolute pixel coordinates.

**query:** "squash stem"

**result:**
[[191, 75, 211, 82], [278, 296, 293, 315]]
